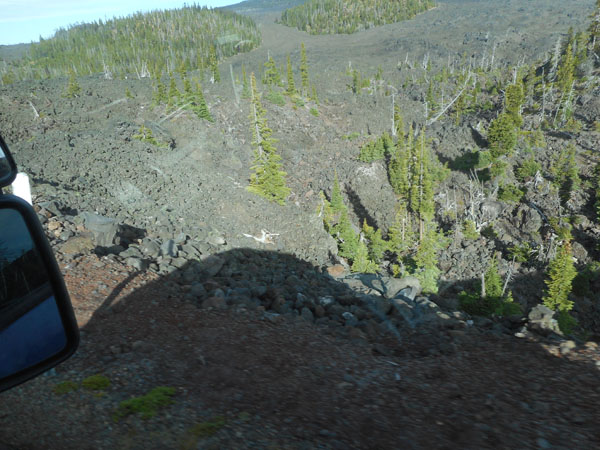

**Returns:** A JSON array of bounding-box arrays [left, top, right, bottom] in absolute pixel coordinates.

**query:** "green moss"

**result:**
[[181, 416, 226, 450], [82, 374, 111, 391], [113, 386, 175, 421], [53, 380, 79, 395]]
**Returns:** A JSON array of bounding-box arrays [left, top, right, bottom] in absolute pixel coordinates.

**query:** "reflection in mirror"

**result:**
[[0, 208, 67, 378], [0, 145, 11, 184]]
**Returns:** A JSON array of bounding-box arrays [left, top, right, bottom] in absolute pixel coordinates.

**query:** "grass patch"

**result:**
[[343, 132, 360, 141], [113, 386, 175, 421], [82, 374, 111, 391], [181, 416, 226, 450], [53, 380, 79, 395]]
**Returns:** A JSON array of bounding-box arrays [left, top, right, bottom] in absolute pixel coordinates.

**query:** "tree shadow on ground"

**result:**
[[344, 184, 378, 229]]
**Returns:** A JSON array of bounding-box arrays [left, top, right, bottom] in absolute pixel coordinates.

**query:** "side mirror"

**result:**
[[0, 195, 79, 393], [0, 135, 17, 188]]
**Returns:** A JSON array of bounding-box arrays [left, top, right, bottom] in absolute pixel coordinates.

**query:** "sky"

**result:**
[[0, 0, 237, 46]]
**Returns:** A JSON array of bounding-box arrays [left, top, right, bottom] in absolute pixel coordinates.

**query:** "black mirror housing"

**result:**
[[0, 195, 79, 393], [0, 135, 17, 189]]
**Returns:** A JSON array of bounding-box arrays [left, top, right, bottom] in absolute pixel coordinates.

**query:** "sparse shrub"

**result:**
[[595, 121, 600, 132], [508, 242, 533, 263], [515, 155, 541, 182], [133, 125, 168, 148], [557, 310, 578, 335], [358, 133, 392, 162], [344, 132, 360, 141], [572, 261, 600, 297], [462, 220, 479, 240], [498, 184, 524, 203], [309, 107, 319, 117], [265, 89, 286, 106], [82, 374, 110, 391], [113, 386, 175, 421], [459, 257, 521, 317], [125, 87, 134, 99], [481, 225, 498, 240], [563, 118, 583, 133]]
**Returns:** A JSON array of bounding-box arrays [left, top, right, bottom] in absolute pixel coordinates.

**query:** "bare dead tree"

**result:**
[[502, 256, 517, 296], [427, 73, 472, 125]]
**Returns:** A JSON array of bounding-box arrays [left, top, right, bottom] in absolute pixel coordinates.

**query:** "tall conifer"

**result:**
[[247, 73, 290, 204]]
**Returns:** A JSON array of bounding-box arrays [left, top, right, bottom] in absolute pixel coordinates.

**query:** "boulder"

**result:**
[[60, 236, 95, 254], [80, 212, 119, 247], [161, 239, 178, 258], [382, 276, 422, 300], [512, 205, 542, 234], [527, 304, 561, 336], [200, 255, 225, 277]]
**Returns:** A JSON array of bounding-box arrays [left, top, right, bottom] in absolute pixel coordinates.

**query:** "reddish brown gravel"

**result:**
[[1, 254, 600, 449]]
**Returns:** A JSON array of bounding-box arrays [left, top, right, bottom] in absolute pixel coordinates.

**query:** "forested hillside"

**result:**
[[0, 5, 260, 82], [279, 0, 436, 34]]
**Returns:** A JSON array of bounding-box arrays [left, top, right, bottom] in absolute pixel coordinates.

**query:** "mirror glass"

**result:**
[[0, 146, 13, 186], [0, 208, 67, 378]]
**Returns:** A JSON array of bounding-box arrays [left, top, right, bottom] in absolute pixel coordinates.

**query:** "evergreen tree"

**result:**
[[64, 68, 81, 98], [310, 84, 319, 103], [387, 202, 414, 258], [167, 73, 180, 111], [590, 0, 600, 58], [361, 219, 386, 263], [337, 210, 359, 261], [543, 241, 577, 313], [263, 56, 281, 86], [247, 73, 290, 204], [153, 74, 167, 105], [191, 81, 213, 121], [488, 112, 517, 158], [330, 171, 346, 214], [183, 76, 193, 97], [551, 143, 580, 203], [389, 115, 410, 199], [556, 43, 575, 94], [286, 54, 296, 96], [351, 239, 378, 273], [209, 44, 220, 82], [484, 256, 503, 300], [413, 220, 443, 294], [300, 43, 310, 95], [505, 82, 524, 127], [241, 64, 250, 99], [594, 162, 600, 222]]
